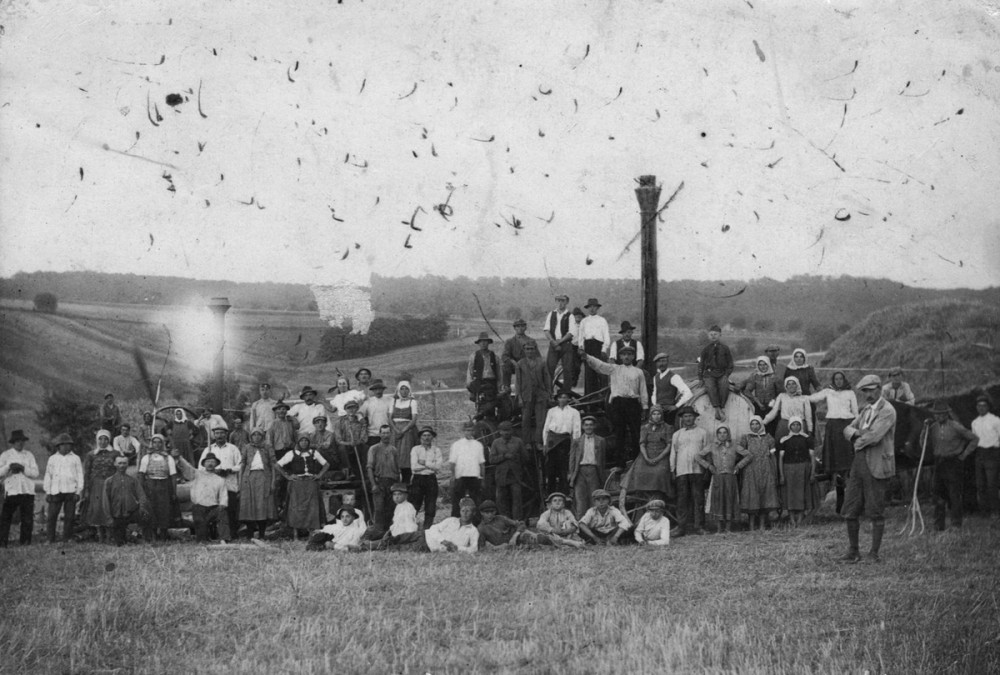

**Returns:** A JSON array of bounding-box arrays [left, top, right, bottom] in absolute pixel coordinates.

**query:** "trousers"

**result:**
[[0, 494, 35, 546], [608, 397, 643, 467], [409, 474, 438, 526], [676, 473, 705, 532], [544, 434, 572, 497], [451, 477, 482, 517], [975, 446, 1000, 516], [703, 375, 730, 409], [842, 451, 887, 521], [372, 477, 397, 530], [193, 504, 231, 542], [573, 465, 601, 518], [583, 339, 606, 397], [546, 342, 576, 393], [46, 493, 78, 542], [933, 458, 964, 528]]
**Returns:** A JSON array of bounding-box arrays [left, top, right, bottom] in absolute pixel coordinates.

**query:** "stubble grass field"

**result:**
[[1, 512, 998, 675]]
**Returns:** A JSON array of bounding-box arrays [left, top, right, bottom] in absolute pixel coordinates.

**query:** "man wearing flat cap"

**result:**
[[576, 298, 612, 397], [0, 430, 40, 546], [360, 379, 394, 450], [467, 332, 501, 402], [580, 344, 649, 467], [651, 353, 694, 426], [881, 368, 916, 405], [502, 317, 538, 391], [920, 401, 978, 530], [542, 294, 578, 394], [516, 341, 552, 450], [98, 392, 123, 433], [610, 321, 645, 368], [333, 399, 368, 480], [840, 374, 896, 563], [569, 416, 607, 516], [489, 420, 528, 520]]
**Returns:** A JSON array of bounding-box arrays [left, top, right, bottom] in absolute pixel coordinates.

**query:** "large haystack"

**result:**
[[820, 300, 1000, 400]]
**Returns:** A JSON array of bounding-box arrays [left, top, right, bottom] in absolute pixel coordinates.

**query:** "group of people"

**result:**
[[3, 291, 1000, 562]]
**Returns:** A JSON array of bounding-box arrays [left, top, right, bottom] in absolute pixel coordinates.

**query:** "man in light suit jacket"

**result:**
[[840, 374, 897, 564], [568, 416, 607, 518]]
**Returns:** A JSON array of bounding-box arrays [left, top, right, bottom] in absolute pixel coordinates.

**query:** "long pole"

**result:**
[[635, 175, 662, 375]]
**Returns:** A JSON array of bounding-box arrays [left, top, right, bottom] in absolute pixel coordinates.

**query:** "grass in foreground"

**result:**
[[1, 511, 998, 675]]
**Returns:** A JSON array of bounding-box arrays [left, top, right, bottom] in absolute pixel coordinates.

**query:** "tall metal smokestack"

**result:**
[[207, 297, 232, 415], [635, 175, 661, 375]]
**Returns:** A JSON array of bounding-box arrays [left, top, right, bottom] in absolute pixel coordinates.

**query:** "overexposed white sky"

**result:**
[[1, 0, 999, 289]]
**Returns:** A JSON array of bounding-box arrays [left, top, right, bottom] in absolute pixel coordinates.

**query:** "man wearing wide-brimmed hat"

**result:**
[[0, 430, 39, 546], [43, 433, 84, 543], [576, 298, 611, 397], [840, 374, 896, 563], [466, 331, 501, 402], [610, 320, 645, 368], [288, 386, 328, 437], [920, 400, 979, 531], [542, 293, 578, 394], [651, 352, 694, 427], [199, 419, 243, 538]]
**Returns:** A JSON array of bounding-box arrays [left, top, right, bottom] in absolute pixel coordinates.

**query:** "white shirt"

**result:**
[[576, 315, 611, 351], [177, 459, 228, 507], [972, 413, 1000, 448], [329, 390, 366, 417], [248, 447, 265, 471], [424, 517, 479, 553], [652, 370, 694, 408], [808, 388, 859, 420], [249, 398, 277, 432], [634, 512, 671, 545], [610, 339, 645, 363], [390, 500, 419, 536], [543, 405, 582, 446], [361, 396, 395, 436], [0, 447, 40, 496], [112, 435, 141, 456], [199, 442, 243, 492], [288, 401, 327, 435], [320, 520, 365, 550], [449, 438, 485, 479], [542, 309, 577, 342], [411, 445, 443, 476], [43, 452, 84, 495]]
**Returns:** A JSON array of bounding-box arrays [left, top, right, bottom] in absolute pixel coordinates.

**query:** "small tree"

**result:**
[[804, 323, 840, 352], [734, 337, 757, 359], [753, 318, 775, 331], [731, 315, 748, 330], [194, 370, 242, 412], [787, 318, 803, 332], [33, 292, 58, 314], [677, 315, 694, 329], [35, 389, 100, 455]]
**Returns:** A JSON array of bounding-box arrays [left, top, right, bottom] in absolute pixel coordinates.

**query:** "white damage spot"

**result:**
[[310, 281, 374, 334]]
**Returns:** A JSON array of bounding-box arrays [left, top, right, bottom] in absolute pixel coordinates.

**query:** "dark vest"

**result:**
[[472, 350, 499, 381], [285, 450, 323, 475], [548, 311, 570, 337], [654, 370, 679, 407], [614, 338, 637, 364]]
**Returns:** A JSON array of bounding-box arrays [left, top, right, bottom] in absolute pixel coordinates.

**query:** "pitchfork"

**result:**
[[899, 423, 930, 536]]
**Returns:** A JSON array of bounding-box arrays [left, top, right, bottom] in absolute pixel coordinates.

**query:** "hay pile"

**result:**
[[820, 299, 999, 399]]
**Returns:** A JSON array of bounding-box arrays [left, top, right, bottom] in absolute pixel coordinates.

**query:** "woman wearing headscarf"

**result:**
[[742, 356, 781, 413], [697, 426, 746, 533], [738, 416, 780, 530], [619, 405, 673, 502], [239, 428, 276, 539], [808, 371, 858, 513], [82, 429, 119, 542], [169, 408, 198, 464], [777, 417, 818, 527], [781, 348, 821, 396], [762, 377, 814, 441], [391, 381, 419, 482]]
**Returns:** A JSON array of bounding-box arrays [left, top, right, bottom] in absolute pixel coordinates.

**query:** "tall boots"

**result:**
[[867, 520, 884, 564], [840, 519, 861, 563]]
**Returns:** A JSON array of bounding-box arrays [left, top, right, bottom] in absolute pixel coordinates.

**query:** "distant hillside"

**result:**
[[821, 300, 1000, 399], [3, 271, 997, 333]]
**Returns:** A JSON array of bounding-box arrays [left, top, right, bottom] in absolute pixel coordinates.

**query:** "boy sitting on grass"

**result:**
[[308, 506, 364, 552], [364, 483, 422, 549], [633, 499, 671, 546], [578, 489, 632, 545], [535, 492, 585, 548]]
